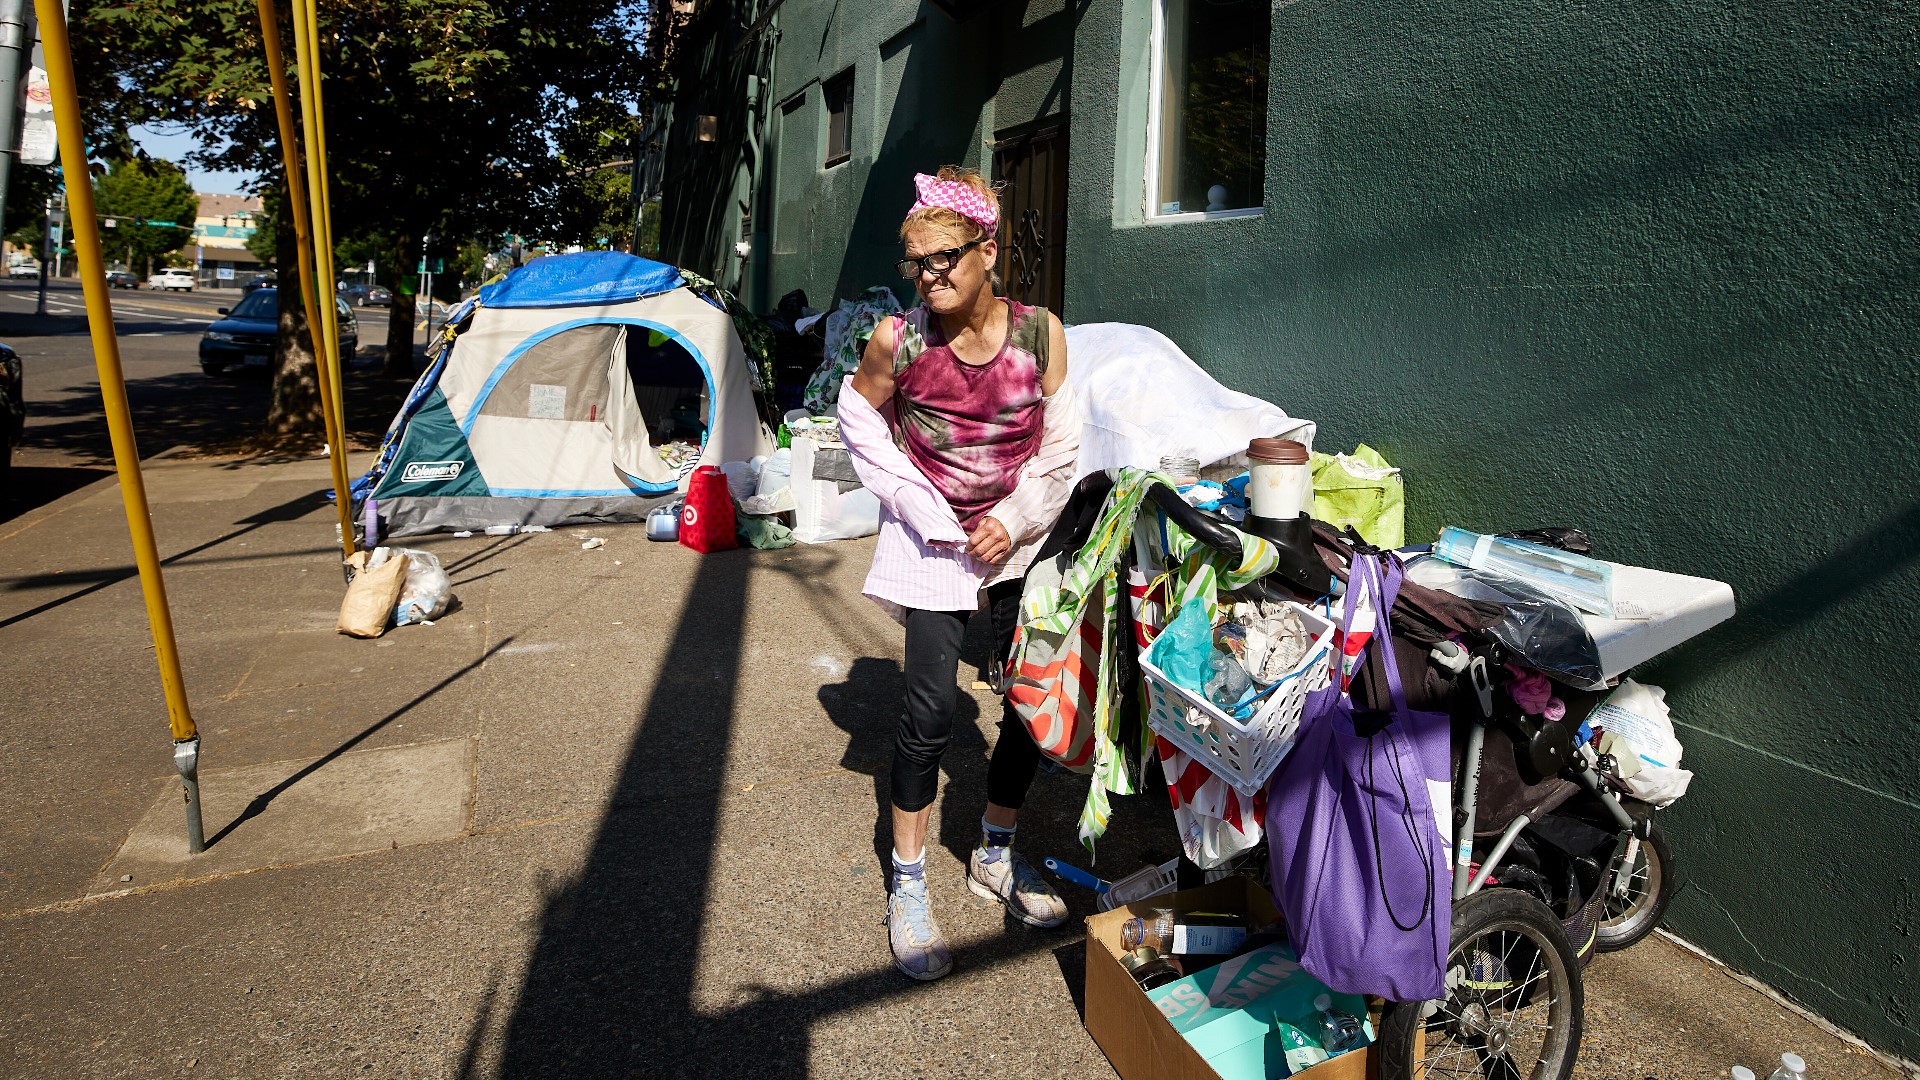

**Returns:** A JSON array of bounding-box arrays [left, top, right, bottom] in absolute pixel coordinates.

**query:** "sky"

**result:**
[[129, 123, 255, 194]]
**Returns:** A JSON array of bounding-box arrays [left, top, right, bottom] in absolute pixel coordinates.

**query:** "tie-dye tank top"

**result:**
[[891, 299, 1049, 532]]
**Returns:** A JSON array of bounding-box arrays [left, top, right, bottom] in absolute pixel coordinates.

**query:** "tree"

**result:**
[[94, 157, 199, 277], [76, 0, 654, 434]]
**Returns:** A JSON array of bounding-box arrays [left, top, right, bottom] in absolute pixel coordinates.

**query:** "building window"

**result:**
[[824, 69, 854, 167], [1148, 0, 1269, 219]]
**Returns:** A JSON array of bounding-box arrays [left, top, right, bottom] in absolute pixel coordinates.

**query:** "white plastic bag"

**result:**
[[372, 546, 453, 625], [789, 437, 880, 543], [1589, 678, 1694, 807], [1589, 679, 1683, 768]]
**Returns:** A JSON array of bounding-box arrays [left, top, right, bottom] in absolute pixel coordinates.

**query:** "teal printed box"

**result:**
[[1146, 945, 1371, 1080]]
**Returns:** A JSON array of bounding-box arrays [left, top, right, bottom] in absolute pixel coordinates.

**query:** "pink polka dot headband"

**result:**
[[907, 172, 998, 235]]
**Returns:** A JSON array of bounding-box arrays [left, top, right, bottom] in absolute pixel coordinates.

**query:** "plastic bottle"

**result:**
[[1119, 909, 1248, 955], [1731, 1068, 1757, 1080], [1274, 1019, 1330, 1074], [1204, 650, 1251, 709], [1767, 1053, 1808, 1080], [1312, 993, 1365, 1052]]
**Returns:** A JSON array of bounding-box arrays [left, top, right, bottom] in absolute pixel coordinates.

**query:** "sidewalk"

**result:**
[[0, 452, 1906, 1079]]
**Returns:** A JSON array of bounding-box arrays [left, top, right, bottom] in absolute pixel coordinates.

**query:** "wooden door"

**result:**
[[992, 120, 1068, 317]]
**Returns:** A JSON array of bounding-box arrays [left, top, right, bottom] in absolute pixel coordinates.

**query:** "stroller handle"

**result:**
[[1146, 481, 1244, 561]]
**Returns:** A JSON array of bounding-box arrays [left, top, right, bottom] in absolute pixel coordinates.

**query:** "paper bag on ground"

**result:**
[[338, 552, 410, 638]]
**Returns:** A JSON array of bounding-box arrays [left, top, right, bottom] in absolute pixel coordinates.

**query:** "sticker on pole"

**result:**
[[19, 67, 55, 167]]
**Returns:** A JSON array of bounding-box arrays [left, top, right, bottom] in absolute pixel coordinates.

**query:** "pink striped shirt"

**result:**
[[837, 373, 1081, 622]]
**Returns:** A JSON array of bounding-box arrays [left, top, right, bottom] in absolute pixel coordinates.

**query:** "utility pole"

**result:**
[[0, 0, 30, 248]]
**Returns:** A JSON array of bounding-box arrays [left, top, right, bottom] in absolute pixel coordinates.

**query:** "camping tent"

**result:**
[[353, 252, 775, 537]]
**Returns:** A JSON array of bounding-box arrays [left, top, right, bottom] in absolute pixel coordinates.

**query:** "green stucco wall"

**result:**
[[663, 0, 1920, 1058], [1067, 0, 1918, 1057], [752, 0, 1077, 309]]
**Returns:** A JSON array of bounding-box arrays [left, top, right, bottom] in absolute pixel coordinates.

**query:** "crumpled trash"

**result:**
[[581, 537, 606, 550], [1229, 600, 1312, 684]]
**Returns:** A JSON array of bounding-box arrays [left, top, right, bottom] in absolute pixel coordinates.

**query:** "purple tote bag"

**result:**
[[1264, 553, 1453, 1002]]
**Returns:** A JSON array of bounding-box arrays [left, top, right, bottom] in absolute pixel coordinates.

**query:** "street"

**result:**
[[1, 279, 424, 522]]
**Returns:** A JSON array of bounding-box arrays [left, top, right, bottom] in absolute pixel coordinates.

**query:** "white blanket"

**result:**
[[1063, 322, 1315, 480]]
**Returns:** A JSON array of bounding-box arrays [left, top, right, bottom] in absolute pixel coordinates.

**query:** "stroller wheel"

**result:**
[[1378, 889, 1583, 1080], [1595, 818, 1675, 952]]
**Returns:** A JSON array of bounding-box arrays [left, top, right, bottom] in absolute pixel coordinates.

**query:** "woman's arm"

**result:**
[[849, 316, 897, 408], [837, 374, 971, 547]]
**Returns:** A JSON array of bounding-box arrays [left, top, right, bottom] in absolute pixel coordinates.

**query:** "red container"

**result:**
[[679, 465, 739, 553]]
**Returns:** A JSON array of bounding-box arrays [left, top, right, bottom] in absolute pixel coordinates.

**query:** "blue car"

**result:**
[[200, 287, 358, 375]]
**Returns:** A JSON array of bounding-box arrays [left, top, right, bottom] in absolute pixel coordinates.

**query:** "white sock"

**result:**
[[891, 847, 925, 882]]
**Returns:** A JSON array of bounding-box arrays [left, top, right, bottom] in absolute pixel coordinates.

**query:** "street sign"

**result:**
[[415, 258, 444, 273]]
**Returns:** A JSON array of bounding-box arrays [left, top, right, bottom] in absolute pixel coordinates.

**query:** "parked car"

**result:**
[[147, 268, 196, 292], [200, 288, 358, 375], [1, 343, 21, 493], [242, 274, 276, 295], [358, 285, 392, 307], [8, 258, 39, 279], [105, 270, 139, 289]]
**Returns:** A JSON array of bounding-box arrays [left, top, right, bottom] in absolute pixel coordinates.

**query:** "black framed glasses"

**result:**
[[895, 239, 984, 280]]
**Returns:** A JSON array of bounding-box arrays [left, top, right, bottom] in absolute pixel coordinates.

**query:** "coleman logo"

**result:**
[[402, 460, 464, 483]]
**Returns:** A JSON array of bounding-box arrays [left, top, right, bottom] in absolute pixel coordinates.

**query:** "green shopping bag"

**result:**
[[1310, 444, 1404, 548]]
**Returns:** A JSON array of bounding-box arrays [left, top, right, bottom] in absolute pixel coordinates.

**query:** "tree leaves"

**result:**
[[76, 0, 653, 246]]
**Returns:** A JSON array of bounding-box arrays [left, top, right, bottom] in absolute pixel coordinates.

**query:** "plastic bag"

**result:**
[[1311, 444, 1404, 548], [1589, 679, 1694, 806], [1157, 736, 1265, 869], [789, 437, 880, 543], [372, 547, 452, 625], [1145, 599, 1215, 694], [1405, 554, 1607, 690]]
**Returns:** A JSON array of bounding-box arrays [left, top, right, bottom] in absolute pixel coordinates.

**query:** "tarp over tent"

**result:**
[[353, 252, 775, 537]]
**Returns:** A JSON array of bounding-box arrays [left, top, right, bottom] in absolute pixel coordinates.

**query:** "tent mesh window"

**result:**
[[478, 324, 624, 423], [626, 329, 709, 439]]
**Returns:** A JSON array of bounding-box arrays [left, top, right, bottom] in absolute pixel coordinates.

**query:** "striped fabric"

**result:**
[[1011, 468, 1169, 853]]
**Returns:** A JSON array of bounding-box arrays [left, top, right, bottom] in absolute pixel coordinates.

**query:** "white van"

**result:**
[[147, 268, 195, 292]]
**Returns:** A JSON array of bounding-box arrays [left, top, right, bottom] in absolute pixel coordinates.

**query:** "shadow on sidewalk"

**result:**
[[0, 487, 333, 630], [478, 541, 1080, 1077], [203, 637, 512, 850]]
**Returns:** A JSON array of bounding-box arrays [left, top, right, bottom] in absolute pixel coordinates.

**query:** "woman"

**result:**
[[838, 167, 1080, 981]]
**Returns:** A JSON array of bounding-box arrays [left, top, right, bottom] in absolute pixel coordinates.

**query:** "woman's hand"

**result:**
[[967, 517, 1013, 564]]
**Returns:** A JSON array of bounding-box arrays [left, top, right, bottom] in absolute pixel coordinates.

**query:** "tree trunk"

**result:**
[[263, 184, 325, 440], [383, 232, 419, 378]]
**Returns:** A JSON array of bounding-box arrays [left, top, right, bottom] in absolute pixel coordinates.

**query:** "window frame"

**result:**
[[823, 68, 854, 169], [1144, 0, 1266, 225]]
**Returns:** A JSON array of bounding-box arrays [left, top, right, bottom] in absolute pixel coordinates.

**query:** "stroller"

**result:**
[[1035, 471, 1724, 1080]]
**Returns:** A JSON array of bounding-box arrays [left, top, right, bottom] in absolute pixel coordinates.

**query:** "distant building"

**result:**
[[191, 193, 265, 288]]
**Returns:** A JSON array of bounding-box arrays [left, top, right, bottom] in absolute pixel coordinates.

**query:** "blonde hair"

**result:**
[[899, 165, 999, 246]]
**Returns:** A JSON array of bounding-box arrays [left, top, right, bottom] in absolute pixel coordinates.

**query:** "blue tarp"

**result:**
[[477, 251, 684, 309]]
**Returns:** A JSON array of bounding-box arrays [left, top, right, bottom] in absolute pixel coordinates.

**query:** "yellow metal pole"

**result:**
[[256, 0, 355, 559], [303, 0, 347, 431], [34, 0, 204, 851], [288, 0, 347, 434]]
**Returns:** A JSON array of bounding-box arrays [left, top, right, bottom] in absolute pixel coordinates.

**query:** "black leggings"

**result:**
[[891, 579, 1043, 814]]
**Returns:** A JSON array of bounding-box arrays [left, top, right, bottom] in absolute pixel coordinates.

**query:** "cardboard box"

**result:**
[[1083, 878, 1376, 1080]]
